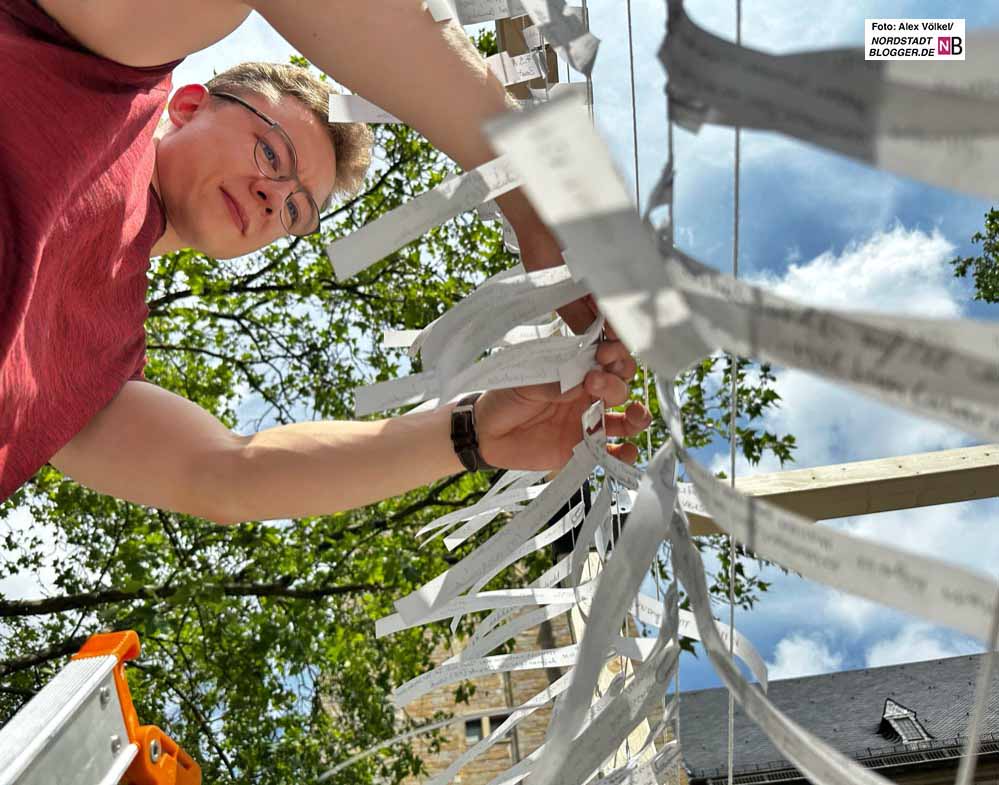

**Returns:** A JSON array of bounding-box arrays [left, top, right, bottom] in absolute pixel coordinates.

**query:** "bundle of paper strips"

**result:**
[[321, 2, 999, 784]]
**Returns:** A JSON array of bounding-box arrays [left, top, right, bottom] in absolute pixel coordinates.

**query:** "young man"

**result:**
[[1, 0, 650, 524]]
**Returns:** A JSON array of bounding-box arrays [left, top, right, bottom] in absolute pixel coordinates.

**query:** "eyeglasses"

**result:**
[[211, 91, 321, 236]]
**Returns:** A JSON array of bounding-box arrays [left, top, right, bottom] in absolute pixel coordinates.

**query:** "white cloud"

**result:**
[[768, 633, 844, 679], [737, 225, 970, 472], [822, 592, 886, 636], [865, 623, 980, 668], [756, 225, 960, 317]]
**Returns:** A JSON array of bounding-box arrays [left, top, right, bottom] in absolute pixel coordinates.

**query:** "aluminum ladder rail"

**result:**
[[0, 631, 200, 785]]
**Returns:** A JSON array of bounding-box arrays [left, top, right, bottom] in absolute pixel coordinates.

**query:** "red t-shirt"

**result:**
[[0, 1, 180, 501]]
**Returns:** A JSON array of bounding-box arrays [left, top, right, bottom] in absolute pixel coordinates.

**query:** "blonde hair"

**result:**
[[205, 62, 373, 209]]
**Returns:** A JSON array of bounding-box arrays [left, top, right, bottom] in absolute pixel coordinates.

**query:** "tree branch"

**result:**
[[0, 635, 89, 677], [0, 582, 377, 619]]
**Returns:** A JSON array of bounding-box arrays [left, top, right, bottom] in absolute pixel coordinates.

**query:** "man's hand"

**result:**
[[476, 340, 651, 471]]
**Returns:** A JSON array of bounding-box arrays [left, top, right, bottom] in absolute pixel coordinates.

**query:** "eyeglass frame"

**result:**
[[210, 90, 323, 236]]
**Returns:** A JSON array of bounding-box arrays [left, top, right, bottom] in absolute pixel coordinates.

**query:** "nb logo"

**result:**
[[938, 36, 963, 55]]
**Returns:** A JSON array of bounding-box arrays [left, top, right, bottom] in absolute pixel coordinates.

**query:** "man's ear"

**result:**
[[166, 84, 211, 128]]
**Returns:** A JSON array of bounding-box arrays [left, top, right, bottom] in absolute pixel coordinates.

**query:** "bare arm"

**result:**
[[50, 343, 645, 525], [52, 381, 461, 525], [248, 0, 566, 270]]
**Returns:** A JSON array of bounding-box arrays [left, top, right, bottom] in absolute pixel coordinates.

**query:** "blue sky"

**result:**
[[6, 1, 999, 696]]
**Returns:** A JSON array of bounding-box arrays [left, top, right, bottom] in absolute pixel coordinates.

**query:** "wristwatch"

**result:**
[[450, 393, 496, 472]]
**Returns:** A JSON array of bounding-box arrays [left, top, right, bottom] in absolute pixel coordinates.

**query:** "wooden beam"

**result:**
[[688, 444, 999, 536]]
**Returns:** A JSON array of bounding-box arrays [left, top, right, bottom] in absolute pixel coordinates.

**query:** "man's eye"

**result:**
[[287, 199, 301, 225], [260, 140, 281, 172]]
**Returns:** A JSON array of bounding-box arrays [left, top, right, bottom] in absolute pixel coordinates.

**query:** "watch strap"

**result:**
[[450, 393, 496, 472]]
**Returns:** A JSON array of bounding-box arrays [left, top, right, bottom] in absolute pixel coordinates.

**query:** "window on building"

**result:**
[[465, 719, 484, 744], [879, 699, 931, 744], [893, 716, 928, 742], [486, 713, 512, 735]]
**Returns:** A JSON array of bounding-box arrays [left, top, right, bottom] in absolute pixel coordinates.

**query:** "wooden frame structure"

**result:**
[[688, 443, 999, 536]]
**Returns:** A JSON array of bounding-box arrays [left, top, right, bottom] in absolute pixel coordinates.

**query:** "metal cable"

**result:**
[[665, 13, 681, 775], [581, 0, 595, 123], [727, 4, 743, 785]]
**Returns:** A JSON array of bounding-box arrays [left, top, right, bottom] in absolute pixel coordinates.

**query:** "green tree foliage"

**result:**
[[951, 207, 999, 302], [0, 60, 794, 785]]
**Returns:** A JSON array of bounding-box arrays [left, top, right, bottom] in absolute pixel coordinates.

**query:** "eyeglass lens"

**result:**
[[253, 128, 319, 235]]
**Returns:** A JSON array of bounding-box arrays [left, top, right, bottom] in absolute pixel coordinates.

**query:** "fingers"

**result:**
[[585, 341, 643, 407], [607, 441, 640, 465], [584, 368, 629, 407], [595, 341, 637, 381], [605, 403, 652, 438]]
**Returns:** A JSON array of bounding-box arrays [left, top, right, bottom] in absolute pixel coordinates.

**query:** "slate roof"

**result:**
[[679, 653, 999, 781]]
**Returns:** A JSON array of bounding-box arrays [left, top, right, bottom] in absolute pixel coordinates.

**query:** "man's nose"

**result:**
[[252, 178, 294, 220]]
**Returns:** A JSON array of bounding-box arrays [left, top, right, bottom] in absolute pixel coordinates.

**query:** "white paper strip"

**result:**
[[425, 670, 576, 785], [429, 0, 527, 25], [663, 485, 893, 785], [453, 498, 591, 634], [484, 656, 648, 785], [383, 329, 421, 348], [393, 443, 596, 622], [581, 401, 643, 489], [449, 603, 575, 664], [425, 268, 588, 378], [684, 448, 998, 641], [394, 635, 656, 708], [663, 7, 999, 198], [467, 552, 576, 650], [488, 95, 999, 441], [487, 51, 547, 87], [498, 319, 566, 347], [666, 251, 999, 442], [677, 481, 709, 519], [630, 595, 769, 689], [394, 643, 580, 707], [477, 198, 503, 221], [529, 445, 676, 785], [442, 327, 598, 400], [590, 741, 681, 785], [656, 379, 999, 642], [522, 24, 543, 50], [377, 582, 595, 638], [355, 325, 599, 416], [329, 156, 522, 280], [426, 0, 457, 21], [353, 370, 436, 417], [568, 484, 612, 586], [519, 0, 600, 76], [407, 263, 526, 360], [538, 636, 679, 785], [459, 497, 587, 576], [418, 484, 549, 539], [439, 491, 547, 548]]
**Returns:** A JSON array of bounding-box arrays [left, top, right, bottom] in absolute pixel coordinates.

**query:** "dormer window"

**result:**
[[879, 699, 931, 743]]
